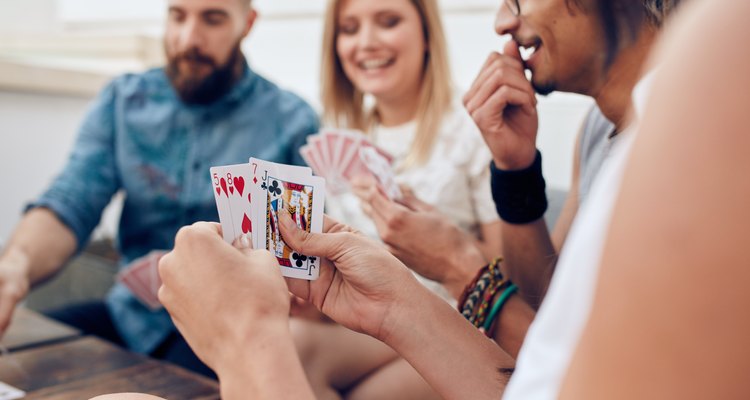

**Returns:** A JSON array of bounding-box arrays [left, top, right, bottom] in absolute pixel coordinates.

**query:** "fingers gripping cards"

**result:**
[[209, 159, 325, 281]]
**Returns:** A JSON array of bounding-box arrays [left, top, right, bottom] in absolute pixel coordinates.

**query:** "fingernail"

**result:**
[[240, 234, 250, 249], [279, 209, 294, 229]]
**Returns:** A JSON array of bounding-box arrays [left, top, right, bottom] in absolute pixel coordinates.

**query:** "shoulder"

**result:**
[[104, 68, 173, 101], [247, 71, 318, 123]]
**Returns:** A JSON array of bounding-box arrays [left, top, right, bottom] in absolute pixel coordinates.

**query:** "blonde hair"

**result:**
[[321, 0, 453, 167]]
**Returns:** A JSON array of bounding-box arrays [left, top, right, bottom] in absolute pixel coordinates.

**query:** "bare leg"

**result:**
[[291, 318, 399, 400], [345, 357, 440, 400]]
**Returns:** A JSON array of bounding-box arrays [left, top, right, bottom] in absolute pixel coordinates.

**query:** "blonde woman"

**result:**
[[291, 0, 501, 398], [322, 0, 501, 293]]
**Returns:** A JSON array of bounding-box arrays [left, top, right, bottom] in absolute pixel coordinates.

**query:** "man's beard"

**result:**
[[532, 80, 555, 96], [527, 67, 555, 95], [165, 41, 243, 105]]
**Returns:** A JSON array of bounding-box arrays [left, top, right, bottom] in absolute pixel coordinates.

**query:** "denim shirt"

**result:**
[[30, 64, 318, 354]]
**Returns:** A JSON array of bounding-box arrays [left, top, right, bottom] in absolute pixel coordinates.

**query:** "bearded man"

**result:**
[[0, 0, 317, 378]]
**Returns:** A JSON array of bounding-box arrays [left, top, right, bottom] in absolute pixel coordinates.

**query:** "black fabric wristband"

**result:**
[[490, 150, 548, 224]]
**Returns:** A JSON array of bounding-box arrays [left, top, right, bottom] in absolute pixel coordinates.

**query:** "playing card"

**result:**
[[339, 143, 375, 183], [308, 135, 331, 175], [118, 256, 151, 305], [250, 158, 324, 280], [359, 146, 402, 200], [248, 159, 311, 247], [117, 250, 167, 310], [0, 381, 24, 400], [300, 144, 324, 176], [210, 164, 254, 244], [322, 129, 339, 167], [328, 129, 365, 171], [322, 129, 360, 193]]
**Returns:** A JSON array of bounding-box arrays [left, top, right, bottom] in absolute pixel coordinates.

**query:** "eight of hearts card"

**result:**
[[249, 158, 324, 281], [210, 164, 254, 245]]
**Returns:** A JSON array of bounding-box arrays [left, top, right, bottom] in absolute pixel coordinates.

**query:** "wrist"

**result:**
[[378, 275, 431, 347], [492, 148, 537, 171], [490, 150, 548, 224], [217, 322, 313, 400], [215, 318, 290, 377], [491, 293, 533, 358], [1, 248, 32, 293], [445, 245, 486, 299]]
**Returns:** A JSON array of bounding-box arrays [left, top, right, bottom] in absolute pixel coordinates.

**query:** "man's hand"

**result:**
[[0, 251, 31, 336], [352, 180, 487, 299], [158, 222, 291, 373], [464, 40, 539, 171]]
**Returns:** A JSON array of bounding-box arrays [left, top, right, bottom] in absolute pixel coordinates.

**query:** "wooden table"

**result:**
[[2, 307, 80, 351], [0, 308, 220, 399]]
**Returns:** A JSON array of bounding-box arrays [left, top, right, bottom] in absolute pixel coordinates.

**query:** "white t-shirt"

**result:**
[[503, 74, 654, 399], [326, 98, 499, 300]]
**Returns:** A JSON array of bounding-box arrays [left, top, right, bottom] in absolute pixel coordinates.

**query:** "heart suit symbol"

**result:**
[[220, 178, 228, 197], [234, 177, 245, 197], [242, 213, 251, 234]]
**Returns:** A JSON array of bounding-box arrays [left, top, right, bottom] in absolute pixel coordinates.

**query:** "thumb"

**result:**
[[503, 39, 523, 63], [278, 209, 345, 260], [232, 233, 254, 256]]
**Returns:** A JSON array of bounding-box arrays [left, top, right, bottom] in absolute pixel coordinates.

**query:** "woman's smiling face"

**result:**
[[335, 0, 427, 102]]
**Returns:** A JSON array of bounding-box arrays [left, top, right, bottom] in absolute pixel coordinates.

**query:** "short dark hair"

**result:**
[[597, 0, 682, 65], [644, 0, 681, 26]]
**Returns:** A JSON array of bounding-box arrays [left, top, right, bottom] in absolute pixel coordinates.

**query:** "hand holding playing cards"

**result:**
[[158, 222, 291, 373], [280, 212, 514, 399], [355, 183, 487, 299], [463, 40, 539, 170], [159, 216, 512, 400], [279, 211, 422, 341]]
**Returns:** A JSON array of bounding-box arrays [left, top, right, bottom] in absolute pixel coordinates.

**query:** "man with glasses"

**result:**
[[462, 0, 680, 309], [363, 0, 680, 316]]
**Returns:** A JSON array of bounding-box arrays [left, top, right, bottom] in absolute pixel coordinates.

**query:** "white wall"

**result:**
[[0, 0, 593, 244], [0, 0, 60, 34]]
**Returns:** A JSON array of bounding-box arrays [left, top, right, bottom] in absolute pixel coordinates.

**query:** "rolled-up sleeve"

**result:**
[[28, 81, 121, 252]]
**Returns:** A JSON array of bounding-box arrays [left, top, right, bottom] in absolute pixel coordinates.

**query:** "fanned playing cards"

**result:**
[[117, 250, 168, 310], [210, 158, 325, 281], [299, 129, 401, 200]]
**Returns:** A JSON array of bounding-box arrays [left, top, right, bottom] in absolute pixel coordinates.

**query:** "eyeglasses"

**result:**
[[505, 0, 520, 16]]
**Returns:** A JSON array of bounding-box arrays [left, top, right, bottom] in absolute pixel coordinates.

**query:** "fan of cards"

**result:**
[[117, 250, 168, 310], [210, 158, 326, 281], [299, 128, 402, 200], [119, 158, 326, 310]]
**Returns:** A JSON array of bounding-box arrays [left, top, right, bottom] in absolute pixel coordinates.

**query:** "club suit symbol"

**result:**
[[268, 180, 282, 196], [292, 252, 308, 268]]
